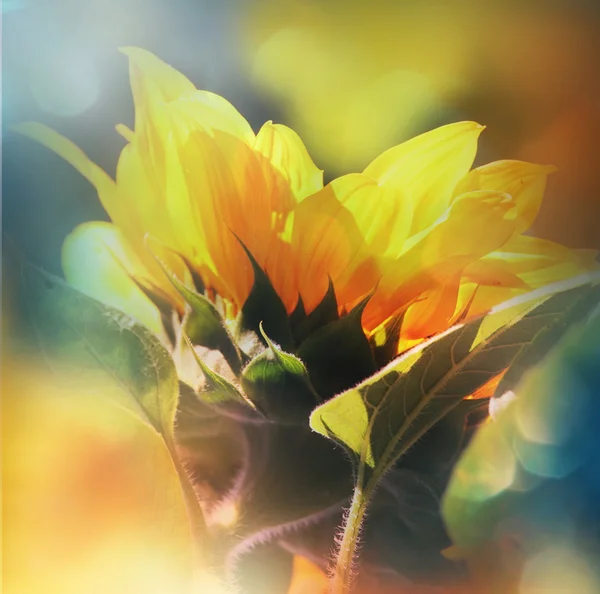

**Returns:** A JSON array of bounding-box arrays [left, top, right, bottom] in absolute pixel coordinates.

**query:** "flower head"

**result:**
[[16, 48, 597, 362]]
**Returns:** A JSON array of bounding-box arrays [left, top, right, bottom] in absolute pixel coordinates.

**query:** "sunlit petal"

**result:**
[[326, 173, 411, 259], [62, 222, 164, 336], [453, 160, 557, 234], [292, 183, 377, 312], [363, 121, 484, 233], [254, 121, 323, 201], [364, 190, 517, 330]]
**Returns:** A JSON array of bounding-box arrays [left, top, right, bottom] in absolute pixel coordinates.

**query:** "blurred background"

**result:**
[[3, 2, 600, 593], [3, 0, 600, 277]]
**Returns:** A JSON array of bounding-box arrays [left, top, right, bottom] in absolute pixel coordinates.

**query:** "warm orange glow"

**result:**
[[2, 358, 197, 594]]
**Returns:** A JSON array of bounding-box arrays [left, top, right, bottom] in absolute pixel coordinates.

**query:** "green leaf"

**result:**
[[22, 263, 180, 441], [442, 298, 600, 561], [291, 278, 339, 346], [235, 239, 294, 352], [231, 421, 353, 539], [184, 334, 257, 412], [310, 273, 600, 492], [297, 292, 376, 399], [494, 278, 600, 397], [240, 324, 321, 423], [18, 262, 207, 548], [150, 249, 244, 375]]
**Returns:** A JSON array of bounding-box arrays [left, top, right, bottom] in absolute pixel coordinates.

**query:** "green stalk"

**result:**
[[330, 468, 373, 594]]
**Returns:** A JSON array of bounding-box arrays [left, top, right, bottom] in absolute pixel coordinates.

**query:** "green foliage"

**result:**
[[149, 242, 245, 374], [18, 262, 207, 549], [184, 334, 257, 412], [17, 240, 599, 594], [291, 279, 339, 346], [235, 240, 294, 352], [441, 295, 600, 575], [240, 324, 321, 423], [494, 280, 600, 397], [311, 273, 600, 489], [297, 293, 376, 399], [312, 273, 600, 594]]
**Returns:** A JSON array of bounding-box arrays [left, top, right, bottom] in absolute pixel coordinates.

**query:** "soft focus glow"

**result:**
[[246, 4, 467, 172], [28, 51, 100, 116], [3, 0, 26, 13], [519, 546, 599, 594], [208, 499, 239, 529], [447, 418, 518, 503], [3, 359, 196, 594], [512, 434, 585, 480], [490, 390, 518, 420], [516, 366, 588, 446], [191, 571, 232, 594]]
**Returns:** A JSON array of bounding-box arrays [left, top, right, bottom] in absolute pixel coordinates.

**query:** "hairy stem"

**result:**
[[329, 480, 372, 594], [169, 441, 208, 564]]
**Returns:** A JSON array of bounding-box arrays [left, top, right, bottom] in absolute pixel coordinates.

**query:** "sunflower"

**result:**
[[13, 48, 600, 594], [15, 48, 596, 378]]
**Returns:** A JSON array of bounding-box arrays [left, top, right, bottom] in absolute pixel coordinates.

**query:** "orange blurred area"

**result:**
[[1, 356, 200, 594]]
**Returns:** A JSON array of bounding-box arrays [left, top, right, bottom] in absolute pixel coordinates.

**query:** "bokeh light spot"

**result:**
[[519, 546, 599, 593], [28, 52, 100, 117]]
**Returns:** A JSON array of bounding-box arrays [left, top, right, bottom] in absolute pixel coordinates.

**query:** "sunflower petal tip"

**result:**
[[118, 46, 140, 56], [10, 121, 43, 137]]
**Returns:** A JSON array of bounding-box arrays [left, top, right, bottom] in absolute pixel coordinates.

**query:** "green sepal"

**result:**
[[371, 310, 406, 368], [297, 291, 376, 399], [184, 334, 257, 412], [131, 277, 178, 347], [235, 239, 294, 352], [288, 296, 306, 329], [240, 323, 321, 424], [178, 254, 206, 294], [149, 244, 244, 375], [291, 278, 339, 346]]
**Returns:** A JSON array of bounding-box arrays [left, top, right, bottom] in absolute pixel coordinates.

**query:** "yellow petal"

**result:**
[[411, 190, 517, 265], [254, 121, 323, 200], [11, 122, 121, 221], [62, 222, 164, 336], [120, 46, 196, 105], [501, 234, 599, 268], [169, 90, 256, 144], [463, 252, 598, 322], [325, 173, 412, 259], [172, 122, 299, 309], [363, 121, 484, 233], [364, 190, 517, 331], [291, 183, 378, 312], [114, 109, 219, 299], [463, 259, 530, 289], [12, 122, 189, 307], [453, 160, 557, 234], [401, 276, 462, 339], [115, 123, 134, 142]]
